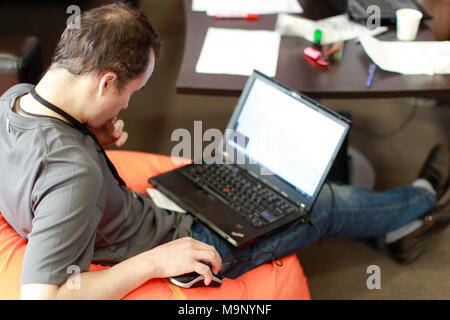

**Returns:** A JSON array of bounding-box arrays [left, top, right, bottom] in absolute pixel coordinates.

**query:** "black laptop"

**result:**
[[149, 71, 351, 248]]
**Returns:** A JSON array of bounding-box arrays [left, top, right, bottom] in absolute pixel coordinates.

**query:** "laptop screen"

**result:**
[[224, 72, 349, 207]]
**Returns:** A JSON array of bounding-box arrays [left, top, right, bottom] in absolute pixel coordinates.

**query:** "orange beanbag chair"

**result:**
[[0, 150, 310, 300]]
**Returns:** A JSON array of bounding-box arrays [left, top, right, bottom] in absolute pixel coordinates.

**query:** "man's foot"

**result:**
[[416, 142, 450, 200], [387, 200, 450, 263]]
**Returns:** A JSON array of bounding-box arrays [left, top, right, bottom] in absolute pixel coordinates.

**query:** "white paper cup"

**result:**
[[396, 8, 423, 41]]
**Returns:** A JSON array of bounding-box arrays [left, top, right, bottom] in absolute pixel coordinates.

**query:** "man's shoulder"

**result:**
[[38, 123, 103, 172], [34, 143, 105, 207], [44, 139, 105, 178], [0, 83, 33, 117], [0, 83, 33, 101]]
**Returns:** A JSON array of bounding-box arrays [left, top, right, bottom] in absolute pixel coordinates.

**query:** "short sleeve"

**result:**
[[21, 161, 104, 285]]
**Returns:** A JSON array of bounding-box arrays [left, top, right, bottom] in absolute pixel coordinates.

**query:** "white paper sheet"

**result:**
[[146, 188, 186, 213], [195, 27, 281, 77], [192, 0, 303, 15], [275, 13, 388, 45], [359, 35, 450, 75]]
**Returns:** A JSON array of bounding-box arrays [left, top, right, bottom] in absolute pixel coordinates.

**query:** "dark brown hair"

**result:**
[[51, 1, 161, 91]]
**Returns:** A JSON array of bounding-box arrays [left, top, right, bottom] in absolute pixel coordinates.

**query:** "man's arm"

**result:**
[[21, 237, 222, 300]]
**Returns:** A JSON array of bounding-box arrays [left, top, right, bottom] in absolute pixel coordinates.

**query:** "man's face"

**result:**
[[93, 50, 156, 127]]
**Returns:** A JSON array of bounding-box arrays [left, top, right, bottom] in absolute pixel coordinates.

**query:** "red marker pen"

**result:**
[[214, 13, 259, 20]]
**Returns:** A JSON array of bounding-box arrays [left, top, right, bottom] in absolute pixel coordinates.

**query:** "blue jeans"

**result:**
[[190, 183, 436, 279]]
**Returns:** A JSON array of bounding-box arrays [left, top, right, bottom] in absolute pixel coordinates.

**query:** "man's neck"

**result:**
[[21, 68, 93, 124]]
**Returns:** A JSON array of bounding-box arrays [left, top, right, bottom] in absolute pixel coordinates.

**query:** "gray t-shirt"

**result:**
[[0, 84, 193, 285]]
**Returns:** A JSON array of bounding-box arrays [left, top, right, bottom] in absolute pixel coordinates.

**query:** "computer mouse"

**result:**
[[169, 271, 223, 288]]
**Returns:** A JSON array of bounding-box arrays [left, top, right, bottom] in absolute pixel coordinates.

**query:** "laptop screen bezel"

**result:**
[[218, 70, 351, 211]]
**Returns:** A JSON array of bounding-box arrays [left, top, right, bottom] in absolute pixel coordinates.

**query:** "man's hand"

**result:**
[[89, 117, 128, 148], [146, 237, 222, 286]]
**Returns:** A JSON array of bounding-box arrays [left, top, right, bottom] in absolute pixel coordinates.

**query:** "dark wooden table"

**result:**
[[176, 0, 450, 99]]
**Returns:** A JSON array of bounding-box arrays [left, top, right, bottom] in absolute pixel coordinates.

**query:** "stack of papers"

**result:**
[[192, 0, 303, 15], [147, 188, 186, 213], [195, 27, 281, 77], [275, 13, 388, 45], [359, 35, 450, 75]]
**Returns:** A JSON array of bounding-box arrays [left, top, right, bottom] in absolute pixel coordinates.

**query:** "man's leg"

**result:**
[[191, 183, 436, 279]]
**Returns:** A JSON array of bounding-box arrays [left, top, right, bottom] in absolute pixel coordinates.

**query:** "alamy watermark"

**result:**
[[366, 5, 381, 30], [66, 264, 81, 290], [170, 121, 275, 175], [366, 265, 381, 290], [66, 5, 81, 30]]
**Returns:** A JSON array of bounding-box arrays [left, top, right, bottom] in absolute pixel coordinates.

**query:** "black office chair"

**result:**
[[0, 35, 43, 95]]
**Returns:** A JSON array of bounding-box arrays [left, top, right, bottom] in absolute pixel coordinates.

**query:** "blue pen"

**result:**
[[366, 63, 376, 88]]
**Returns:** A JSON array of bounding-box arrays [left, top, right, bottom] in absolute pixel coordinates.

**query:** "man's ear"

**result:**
[[98, 72, 117, 97]]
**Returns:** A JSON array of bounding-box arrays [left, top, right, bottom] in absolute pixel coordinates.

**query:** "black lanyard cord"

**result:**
[[30, 87, 127, 187]]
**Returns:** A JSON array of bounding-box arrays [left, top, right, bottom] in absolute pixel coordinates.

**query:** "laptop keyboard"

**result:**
[[180, 163, 298, 228]]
